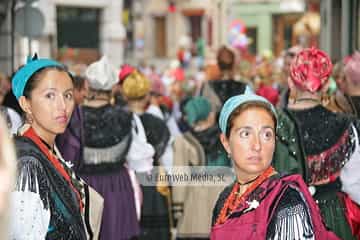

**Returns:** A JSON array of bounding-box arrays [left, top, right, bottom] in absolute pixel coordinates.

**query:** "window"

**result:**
[[154, 16, 167, 57], [247, 27, 257, 55], [57, 6, 100, 49]]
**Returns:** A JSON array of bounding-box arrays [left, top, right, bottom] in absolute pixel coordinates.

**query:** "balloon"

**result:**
[[228, 19, 249, 49]]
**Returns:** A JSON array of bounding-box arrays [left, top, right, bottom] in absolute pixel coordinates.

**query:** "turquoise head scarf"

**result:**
[[184, 96, 212, 126], [12, 55, 63, 100], [218, 86, 277, 135]]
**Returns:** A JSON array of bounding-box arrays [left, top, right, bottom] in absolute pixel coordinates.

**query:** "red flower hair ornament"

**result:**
[[290, 47, 333, 93]]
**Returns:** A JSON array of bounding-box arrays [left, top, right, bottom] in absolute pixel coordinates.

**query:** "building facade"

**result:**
[[320, 0, 360, 61], [0, 1, 14, 75], [126, 0, 228, 64], [228, 0, 306, 56], [0, 0, 125, 75]]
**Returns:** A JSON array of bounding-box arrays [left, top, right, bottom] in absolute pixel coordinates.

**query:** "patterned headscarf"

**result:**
[[290, 47, 333, 93], [344, 52, 360, 85]]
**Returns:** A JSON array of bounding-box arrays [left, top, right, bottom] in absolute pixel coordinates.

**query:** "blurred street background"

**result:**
[[0, 0, 358, 76]]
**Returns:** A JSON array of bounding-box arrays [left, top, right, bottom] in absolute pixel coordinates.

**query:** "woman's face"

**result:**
[[221, 107, 275, 181], [21, 69, 74, 138]]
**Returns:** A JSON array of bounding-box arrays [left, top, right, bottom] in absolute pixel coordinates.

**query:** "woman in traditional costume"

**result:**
[[172, 96, 229, 239], [200, 46, 248, 117], [338, 52, 360, 116], [273, 47, 360, 239], [120, 66, 172, 240], [79, 56, 140, 239], [211, 88, 339, 239], [10, 55, 88, 239]]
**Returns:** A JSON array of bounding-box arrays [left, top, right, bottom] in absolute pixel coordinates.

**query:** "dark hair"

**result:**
[[23, 66, 70, 99], [87, 88, 112, 101], [225, 101, 277, 138], [217, 46, 235, 71], [285, 51, 296, 58], [72, 75, 86, 90]]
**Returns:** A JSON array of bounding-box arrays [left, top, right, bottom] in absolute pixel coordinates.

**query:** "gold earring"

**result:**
[[289, 88, 297, 104], [321, 92, 330, 106], [26, 113, 33, 124]]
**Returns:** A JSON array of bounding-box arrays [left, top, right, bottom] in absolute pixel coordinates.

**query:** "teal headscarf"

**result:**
[[218, 86, 277, 135], [12, 54, 63, 100], [184, 96, 212, 126]]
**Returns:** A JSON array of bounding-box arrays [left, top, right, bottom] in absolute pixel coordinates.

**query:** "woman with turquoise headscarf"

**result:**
[[9, 55, 88, 239], [211, 88, 338, 239]]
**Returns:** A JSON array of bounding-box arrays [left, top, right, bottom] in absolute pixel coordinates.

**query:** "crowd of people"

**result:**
[[0, 45, 359, 240]]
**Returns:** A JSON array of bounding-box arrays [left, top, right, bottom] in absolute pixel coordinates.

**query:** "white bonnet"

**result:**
[[85, 56, 118, 90]]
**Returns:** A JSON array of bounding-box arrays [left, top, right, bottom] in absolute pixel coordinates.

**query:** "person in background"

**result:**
[[2, 72, 23, 115], [340, 52, 360, 116], [172, 96, 228, 239], [323, 59, 354, 113], [147, 91, 181, 140], [278, 46, 302, 109], [10, 55, 87, 239], [211, 88, 339, 239], [75, 56, 140, 240], [56, 75, 88, 170], [273, 48, 360, 239], [120, 66, 172, 240], [201, 46, 248, 122], [72, 75, 89, 105], [0, 115, 16, 240], [0, 72, 23, 135]]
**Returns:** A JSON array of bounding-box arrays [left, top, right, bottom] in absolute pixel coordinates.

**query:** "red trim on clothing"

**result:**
[[23, 127, 83, 211]]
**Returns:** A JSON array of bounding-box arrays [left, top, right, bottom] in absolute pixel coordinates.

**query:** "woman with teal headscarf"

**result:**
[[211, 88, 338, 239], [9, 55, 88, 239]]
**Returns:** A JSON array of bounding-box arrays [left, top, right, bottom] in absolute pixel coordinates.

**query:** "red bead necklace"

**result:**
[[215, 166, 275, 225]]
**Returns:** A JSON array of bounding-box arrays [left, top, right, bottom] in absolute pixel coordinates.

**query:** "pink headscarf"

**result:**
[[344, 52, 360, 85], [290, 47, 333, 93]]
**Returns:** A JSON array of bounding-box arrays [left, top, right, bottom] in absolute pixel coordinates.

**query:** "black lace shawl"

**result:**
[[191, 125, 230, 166], [80, 104, 132, 173], [139, 113, 170, 164], [209, 79, 247, 104], [287, 105, 355, 155], [83, 104, 132, 148], [14, 137, 87, 240]]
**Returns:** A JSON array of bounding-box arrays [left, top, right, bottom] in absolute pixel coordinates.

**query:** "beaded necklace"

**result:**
[[215, 166, 275, 225]]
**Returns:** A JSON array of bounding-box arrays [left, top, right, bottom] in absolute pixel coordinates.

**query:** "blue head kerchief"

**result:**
[[12, 54, 63, 100], [218, 86, 277, 135], [184, 96, 212, 125]]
